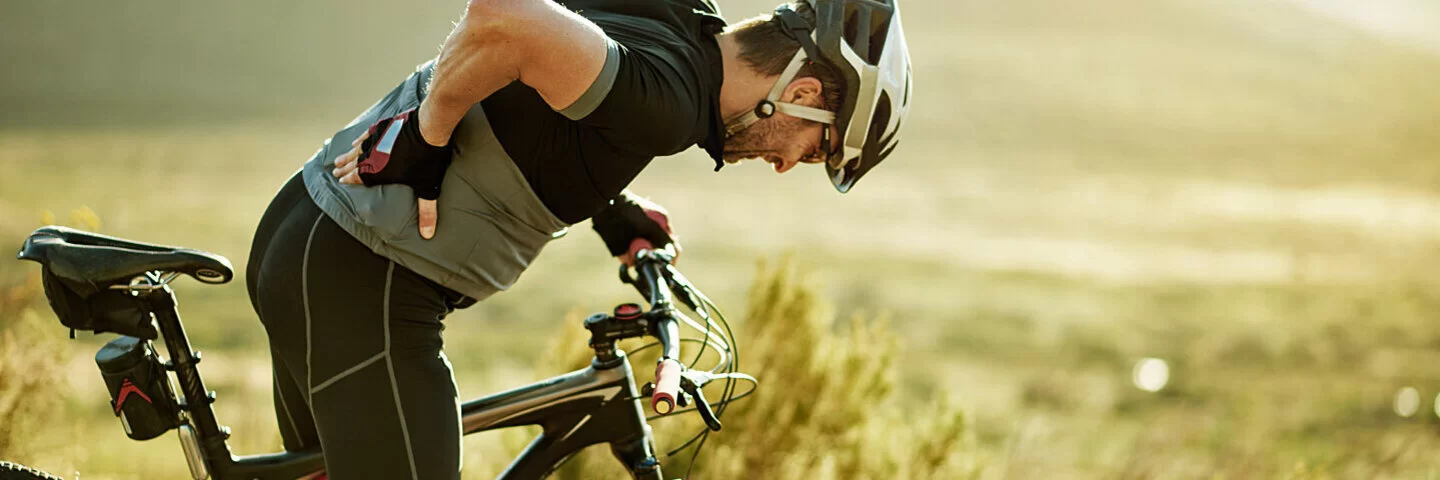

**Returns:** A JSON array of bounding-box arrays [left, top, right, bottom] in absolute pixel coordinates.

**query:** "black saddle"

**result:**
[[16, 226, 233, 293]]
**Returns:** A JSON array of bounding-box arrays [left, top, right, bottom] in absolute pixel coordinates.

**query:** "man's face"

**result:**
[[721, 114, 833, 174]]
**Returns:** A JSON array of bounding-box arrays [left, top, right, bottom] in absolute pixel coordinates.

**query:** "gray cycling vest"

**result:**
[[301, 56, 617, 301]]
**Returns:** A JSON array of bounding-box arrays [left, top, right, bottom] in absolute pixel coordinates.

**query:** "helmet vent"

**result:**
[[843, 1, 894, 65], [901, 67, 912, 106], [868, 92, 895, 156]]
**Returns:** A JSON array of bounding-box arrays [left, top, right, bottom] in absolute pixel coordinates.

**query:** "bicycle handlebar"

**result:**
[[624, 248, 725, 432], [628, 249, 686, 416]]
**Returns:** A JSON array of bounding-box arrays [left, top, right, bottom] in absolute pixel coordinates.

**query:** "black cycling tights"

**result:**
[[246, 173, 465, 479]]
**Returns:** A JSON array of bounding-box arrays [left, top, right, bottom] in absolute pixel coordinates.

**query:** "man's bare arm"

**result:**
[[418, 0, 610, 146], [332, 0, 609, 239]]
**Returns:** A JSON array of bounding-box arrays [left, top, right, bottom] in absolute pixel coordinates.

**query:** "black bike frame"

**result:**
[[140, 286, 664, 480]]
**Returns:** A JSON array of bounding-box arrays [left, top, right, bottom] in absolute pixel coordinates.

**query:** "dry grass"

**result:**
[[0, 268, 66, 461], [532, 259, 976, 479], [2, 0, 1440, 477]]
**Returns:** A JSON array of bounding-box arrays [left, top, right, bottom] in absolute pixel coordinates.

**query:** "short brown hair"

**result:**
[[728, 3, 844, 113]]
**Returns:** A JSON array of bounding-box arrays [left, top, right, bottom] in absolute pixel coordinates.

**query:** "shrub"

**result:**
[[0, 210, 96, 462], [0, 269, 68, 461], [525, 258, 978, 479]]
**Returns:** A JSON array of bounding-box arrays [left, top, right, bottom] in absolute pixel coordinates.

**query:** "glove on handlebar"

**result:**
[[356, 107, 453, 200], [592, 191, 676, 257]]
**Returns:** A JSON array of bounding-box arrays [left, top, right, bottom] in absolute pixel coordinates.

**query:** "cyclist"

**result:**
[[245, 0, 911, 477]]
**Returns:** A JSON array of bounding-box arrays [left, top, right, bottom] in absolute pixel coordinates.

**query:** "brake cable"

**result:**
[[611, 257, 756, 479]]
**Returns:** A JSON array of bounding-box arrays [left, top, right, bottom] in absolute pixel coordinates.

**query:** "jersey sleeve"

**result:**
[[559, 33, 707, 157]]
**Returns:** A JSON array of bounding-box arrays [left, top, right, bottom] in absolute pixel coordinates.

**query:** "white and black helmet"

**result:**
[[725, 0, 913, 193]]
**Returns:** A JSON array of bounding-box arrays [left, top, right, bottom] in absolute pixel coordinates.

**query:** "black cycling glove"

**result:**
[[356, 107, 453, 200], [592, 191, 676, 257]]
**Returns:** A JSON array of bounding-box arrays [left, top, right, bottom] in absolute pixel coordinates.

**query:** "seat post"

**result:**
[[142, 285, 235, 470]]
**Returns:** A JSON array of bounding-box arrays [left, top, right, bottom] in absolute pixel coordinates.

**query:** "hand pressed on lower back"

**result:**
[[331, 107, 452, 239]]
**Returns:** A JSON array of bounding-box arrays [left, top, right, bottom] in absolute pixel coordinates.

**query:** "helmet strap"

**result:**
[[755, 100, 777, 118], [723, 50, 836, 137], [724, 6, 840, 138], [774, 5, 823, 61]]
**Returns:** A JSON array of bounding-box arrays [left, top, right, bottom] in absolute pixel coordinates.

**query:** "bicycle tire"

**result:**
[[0, 461, 65, 480]]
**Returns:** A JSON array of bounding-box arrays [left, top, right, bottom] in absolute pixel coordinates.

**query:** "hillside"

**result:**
[[3, 0, 1440, 477]]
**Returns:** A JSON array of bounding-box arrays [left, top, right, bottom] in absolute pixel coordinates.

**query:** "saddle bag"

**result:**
[[95, 336, 182, 440], [39, 268, 157, 339]]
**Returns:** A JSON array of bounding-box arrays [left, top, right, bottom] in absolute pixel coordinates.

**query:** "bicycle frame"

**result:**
[[139, 283, 665, 480]]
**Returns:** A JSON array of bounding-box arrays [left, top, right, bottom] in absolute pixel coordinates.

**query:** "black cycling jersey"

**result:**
[[485, 0, 727, 224]]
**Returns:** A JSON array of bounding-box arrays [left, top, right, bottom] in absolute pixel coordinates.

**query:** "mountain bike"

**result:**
[[5, 226, 755, 479]]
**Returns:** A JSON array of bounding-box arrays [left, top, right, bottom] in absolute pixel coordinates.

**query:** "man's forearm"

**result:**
[[418, 3, 522, 146], [419, 0, 609, 147]]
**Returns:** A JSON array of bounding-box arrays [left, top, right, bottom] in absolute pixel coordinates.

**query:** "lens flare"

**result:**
[[1132, 358, 1170, 393], [1395, 387, 1420, 417]]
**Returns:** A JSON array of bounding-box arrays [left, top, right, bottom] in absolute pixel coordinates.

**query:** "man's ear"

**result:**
[[780, 76, 823, 107]]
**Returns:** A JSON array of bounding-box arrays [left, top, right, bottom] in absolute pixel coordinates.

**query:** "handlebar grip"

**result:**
[[651, 358, 683, 414], [625, 239, 655, 264]]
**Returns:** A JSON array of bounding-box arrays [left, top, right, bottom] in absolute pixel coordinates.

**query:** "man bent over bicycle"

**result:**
[[245, 0, 912, 477]]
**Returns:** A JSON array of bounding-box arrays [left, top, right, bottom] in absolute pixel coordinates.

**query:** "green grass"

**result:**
[[4, 0, 1440, 477]]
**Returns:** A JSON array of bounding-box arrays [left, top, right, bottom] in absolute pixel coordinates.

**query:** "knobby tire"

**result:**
[[0, 461, 65, 480]]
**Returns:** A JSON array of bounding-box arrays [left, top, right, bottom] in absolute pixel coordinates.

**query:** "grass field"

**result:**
[[4, 0, 1440, 477]]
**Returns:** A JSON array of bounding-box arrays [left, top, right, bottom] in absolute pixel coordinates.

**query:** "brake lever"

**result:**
[[658, 266, 701, 311], [619, 263, 659, 303], [680, 375, 722, 431], [620, 248, 679, 303], [618, 263, 635, 285], [680, 369, 717, 387]]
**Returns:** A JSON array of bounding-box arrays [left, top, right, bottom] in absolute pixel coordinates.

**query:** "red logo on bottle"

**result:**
[[114, 378, 153, 414]]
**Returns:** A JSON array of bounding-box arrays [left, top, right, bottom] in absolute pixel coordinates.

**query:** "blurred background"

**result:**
[[3, 0, 1440, 477]]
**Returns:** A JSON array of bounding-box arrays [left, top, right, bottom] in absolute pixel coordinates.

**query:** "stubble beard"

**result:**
[[720, 115, 805, 164]]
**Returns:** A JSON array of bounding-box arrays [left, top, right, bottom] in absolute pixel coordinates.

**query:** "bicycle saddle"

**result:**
[[16, 226, 234, 291]]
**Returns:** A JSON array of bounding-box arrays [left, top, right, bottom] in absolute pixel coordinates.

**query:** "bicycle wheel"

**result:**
[[0, 461, 65, 480]]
